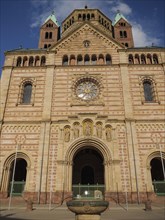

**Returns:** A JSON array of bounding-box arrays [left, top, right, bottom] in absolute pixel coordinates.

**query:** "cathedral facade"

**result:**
[[0, 7, 165, 204]]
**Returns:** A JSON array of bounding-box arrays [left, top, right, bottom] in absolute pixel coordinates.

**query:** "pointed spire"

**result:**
[[112, 11, 128, 26], [43, 11, 59, 27]]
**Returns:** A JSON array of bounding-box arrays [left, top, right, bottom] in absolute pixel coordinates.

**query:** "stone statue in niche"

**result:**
[[105, 126, 111, 141], [96, 123, 102, 138], [73, 123, 79, 139], [84, 122, 92, 136], [64, 127, 70, 142]]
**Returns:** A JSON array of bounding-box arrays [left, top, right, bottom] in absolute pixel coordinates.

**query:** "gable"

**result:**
[[49, 23, 124, 54], [114, 18, 131, 27]]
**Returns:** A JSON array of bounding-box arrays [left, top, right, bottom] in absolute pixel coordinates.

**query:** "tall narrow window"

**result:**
[[49, 32, 52, 39], [22, 83, 32, 104], [147, 54, 152, 64], [91, 54, 97, 65], [77, 55, 83, 65], [29, 57, 34, 66], [106, 54, 112, 65], [45, 32, 48, 39], [128, 54, 134, 64], [23, 56, 28, 66], [153, 54, 159, 64], [63, 55, 68, 65], [124, 31, 127, 38], [70, 55, 75, 65], [141, 54, 146, 64], [143, 80, 154, 101], [98, 54, 104, 64], [84, 54, 90, 65], [41, 56, 46, 66], [16, 57, 22, 67]]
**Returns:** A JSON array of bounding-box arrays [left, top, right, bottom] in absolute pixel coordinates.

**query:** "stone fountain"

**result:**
[[67, 190, 109, 220]]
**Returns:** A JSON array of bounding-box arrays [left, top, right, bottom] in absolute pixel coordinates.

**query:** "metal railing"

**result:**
[[72, 184, 105, 200], [9, 181, 25, 196], [152, 181, 165, 196]]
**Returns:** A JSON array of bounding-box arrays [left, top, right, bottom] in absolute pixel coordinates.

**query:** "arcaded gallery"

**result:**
[[0, 7, 165, 204]]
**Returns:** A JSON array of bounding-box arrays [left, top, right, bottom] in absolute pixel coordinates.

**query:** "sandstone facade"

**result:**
[[0, 8, 165, 204]]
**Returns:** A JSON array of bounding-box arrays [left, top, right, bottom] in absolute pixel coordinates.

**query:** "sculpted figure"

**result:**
[[73, 124, 79, 139], [106, 126, 111, 141], [85, 122, 92, 136], [96, 123, 102, 138], [64, 127, 70, 142]]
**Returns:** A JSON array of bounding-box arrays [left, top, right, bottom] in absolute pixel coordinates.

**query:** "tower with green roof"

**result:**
[[38, 12, 60, 49], [113, 11, 134, 48]]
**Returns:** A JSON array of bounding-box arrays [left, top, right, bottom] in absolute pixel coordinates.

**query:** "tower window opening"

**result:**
[[143, 80, 154, 102]]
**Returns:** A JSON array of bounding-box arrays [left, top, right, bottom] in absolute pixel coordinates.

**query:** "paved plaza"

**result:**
[[0, 202, 165, 220]]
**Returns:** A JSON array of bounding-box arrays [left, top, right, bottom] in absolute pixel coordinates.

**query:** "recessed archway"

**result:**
[[8, 158, 27, 196], [150, 157, 165, 181], [0, 152, 31, 197], [72, 147, 104, 185]]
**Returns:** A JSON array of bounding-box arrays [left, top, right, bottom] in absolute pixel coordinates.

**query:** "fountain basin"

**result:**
[[67, 200, 109, 220]]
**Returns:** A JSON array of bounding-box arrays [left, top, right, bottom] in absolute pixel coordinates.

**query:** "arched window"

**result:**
[[147, 54, 152, 64], [87, 13, 90, 20], [41, 56, 46, 66], [98, 54, 104, 64], [45, 32, 48, 39], [106, 54, 112, 65], [22, 83, 32, 104], [70, 55, 75, 65], [120, 31, 123, 38], [23, 56, 28, 66], [124, 31, 127, 38], [44, 44, 47, 48], [153, 54, 159, 64], [141, 54, 146, 64], [143, 80, 154, 101], [91, 13, 95, 19], [135, 54, 140, 64], [151, 157, 165, 181], [16, 57, 22, 67], [49, 32, 52, 39], [35, 56, 40, 66], [62, 55, 68, 65], [29, 56, 34, 66], [125, 43, 128, 47], [84, 54, 90, 65], [77, 55, 83, 65], [128, 54, 134, 64], [91, 54, 97, 65], [83, 14, 86, 21], [78, 14, 82, 20]]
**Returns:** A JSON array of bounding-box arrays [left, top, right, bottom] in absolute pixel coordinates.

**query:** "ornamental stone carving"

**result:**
[[64, 127, 70, 142], [73, 123, 80, 139], [15, 134, 26, 145]]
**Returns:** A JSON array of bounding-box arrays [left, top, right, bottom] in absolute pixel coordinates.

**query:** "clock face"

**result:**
[[76, 81, 99, 100]]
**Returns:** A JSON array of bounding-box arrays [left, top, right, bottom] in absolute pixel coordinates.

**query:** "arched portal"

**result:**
[[150, 157, 165, 181], [9, 158, 27, 196], [0, 152, 31, 197], [65, 138, 112, 197], [149, 155, 165, 196], [72, 148, 104, 185]]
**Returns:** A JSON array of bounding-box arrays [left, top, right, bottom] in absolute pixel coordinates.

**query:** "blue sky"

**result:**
[[0, 0, 165, 72]]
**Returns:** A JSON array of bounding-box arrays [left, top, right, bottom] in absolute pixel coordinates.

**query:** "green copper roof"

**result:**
[[113, 12, 128, 26], [44, 12, 59, 27]]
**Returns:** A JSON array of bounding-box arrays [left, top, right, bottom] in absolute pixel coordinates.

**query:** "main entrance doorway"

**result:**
[[9, 158, 27, 196], [72, 147, 105, 199]]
